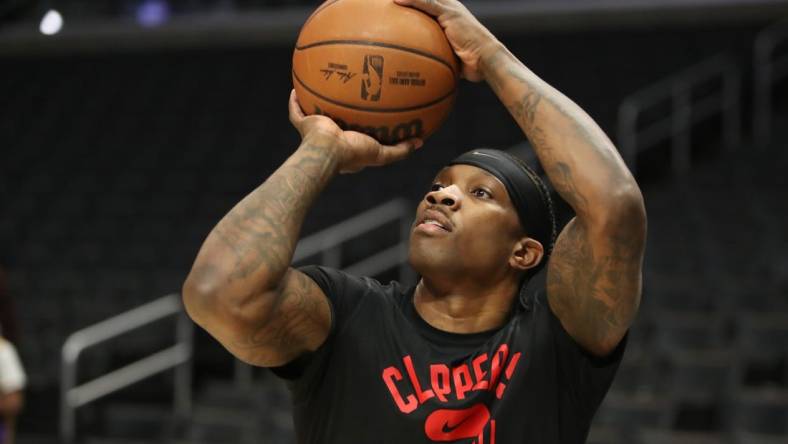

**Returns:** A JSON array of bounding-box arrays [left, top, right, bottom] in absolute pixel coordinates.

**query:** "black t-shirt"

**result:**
[[272, 266, 626, 444]]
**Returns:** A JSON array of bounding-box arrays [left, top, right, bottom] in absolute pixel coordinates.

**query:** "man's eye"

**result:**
[[473, 188, 491, 198]]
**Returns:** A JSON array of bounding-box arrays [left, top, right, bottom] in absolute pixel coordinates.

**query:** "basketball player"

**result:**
[[183, 0, 646, 442]]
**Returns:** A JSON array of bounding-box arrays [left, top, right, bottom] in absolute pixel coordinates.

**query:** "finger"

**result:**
[[374, 138, 422, 165], [393, 0, 444, 17], [339, 166, 362, 175], [408, 138, 425, 150], [288, 89, 305, 125], [463, 68, 485, 83]]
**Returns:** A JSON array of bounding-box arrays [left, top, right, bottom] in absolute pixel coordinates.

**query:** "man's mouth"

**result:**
[[416, 209, 453, 233], [421, 219, 448, 231]]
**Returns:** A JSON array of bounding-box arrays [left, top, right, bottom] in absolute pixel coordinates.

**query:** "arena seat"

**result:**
[[662, 349, 738, 402], [594, 392, 675, 431], [735, 313, 788, 390], [732, 430, 788, 444], [586, 425, 628, 444], [728, 389, 788, 438], [637, 428, 724, 444], [609, 349, 659, 396], [100, 403, 176, 442], [651, 311, 730, 353], [736, 313, 788, 354]]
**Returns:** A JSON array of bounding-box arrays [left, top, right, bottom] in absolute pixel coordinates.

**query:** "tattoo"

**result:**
[[547, 218, 643, 353], [482, 43, 647, 355], [510, 90, 541, 127], [186, 143, 337, 364], [230, 270, 329, 362], [484, 49, 628, 215], [254, 272, 322, 346], [552, 162, 589, 216], [482, 47, 507, 92], [213, 144, 336, 283]]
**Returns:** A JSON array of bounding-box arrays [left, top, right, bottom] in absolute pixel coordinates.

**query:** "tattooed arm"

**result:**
[[397, 0, 647, 357], [481, 48, 646, 357], [183, 90, 420, 367]]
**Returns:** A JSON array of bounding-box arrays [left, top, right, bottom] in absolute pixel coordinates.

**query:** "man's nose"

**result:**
[[426, 184, 462, 209]]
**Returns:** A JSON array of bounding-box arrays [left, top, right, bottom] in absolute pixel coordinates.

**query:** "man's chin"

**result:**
[[408, 245, 454, 279]]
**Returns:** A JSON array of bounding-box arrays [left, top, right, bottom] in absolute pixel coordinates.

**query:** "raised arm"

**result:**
[[483, 47, 646, 357], [396, 0, 647, 357], [182, 91, 420, 367]]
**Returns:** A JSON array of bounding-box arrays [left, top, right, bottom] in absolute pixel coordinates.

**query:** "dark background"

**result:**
[[1, 0, 787, 443]]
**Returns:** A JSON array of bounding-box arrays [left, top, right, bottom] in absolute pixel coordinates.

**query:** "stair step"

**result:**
[[85, 438, 156, 444], [102, 402, 175, 440], [16, 434, 58, 444]]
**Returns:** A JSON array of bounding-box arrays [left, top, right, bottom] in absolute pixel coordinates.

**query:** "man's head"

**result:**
[[409, 149, 557, 288]]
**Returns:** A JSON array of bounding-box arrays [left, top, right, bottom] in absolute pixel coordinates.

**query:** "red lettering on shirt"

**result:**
[[505, 352, 521, 379], [380, 344, 521, 414], [488, 344, 509, 390], [471, 353, 489, 390], [382, 366, 418, 414], [452, 364, 474, 400], [404, 355, 435, 403], [495, 352, 522, 399], [430, 364, 451, 403]]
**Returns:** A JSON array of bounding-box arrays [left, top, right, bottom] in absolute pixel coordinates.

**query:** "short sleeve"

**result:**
[[298, 265, 375, 332], [269, 266, 372, 384], [548, 299, 627, 416], [526, 268, 627, 418], [0, 338, 26, 393]]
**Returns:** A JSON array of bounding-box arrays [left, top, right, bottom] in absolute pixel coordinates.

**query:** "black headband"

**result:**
[[448, 149, 553, 254]]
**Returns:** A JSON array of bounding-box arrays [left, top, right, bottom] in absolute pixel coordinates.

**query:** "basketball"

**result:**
[[292, 0, 460, 145]]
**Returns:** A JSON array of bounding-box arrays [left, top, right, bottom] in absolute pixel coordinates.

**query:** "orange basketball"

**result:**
[[292, 0, 460, 145]]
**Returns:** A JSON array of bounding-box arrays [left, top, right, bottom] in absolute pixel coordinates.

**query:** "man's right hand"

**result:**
[[288, 89, 422, 174]]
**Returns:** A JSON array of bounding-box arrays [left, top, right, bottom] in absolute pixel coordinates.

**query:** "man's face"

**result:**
[[408, 164, 525, 283]]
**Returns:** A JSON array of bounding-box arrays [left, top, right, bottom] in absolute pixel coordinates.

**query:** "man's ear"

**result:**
[[509, 237, 544, 271]]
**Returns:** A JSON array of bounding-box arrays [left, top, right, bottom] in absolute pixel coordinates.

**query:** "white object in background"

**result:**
[[0, 338, 26, 393], [39, 9, 64, 36]]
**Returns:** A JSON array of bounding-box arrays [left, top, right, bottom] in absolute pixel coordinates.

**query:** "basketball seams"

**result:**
[[292, 69, 456, 114], [299, 0, 344, 37], [295, 40, 458, 81]]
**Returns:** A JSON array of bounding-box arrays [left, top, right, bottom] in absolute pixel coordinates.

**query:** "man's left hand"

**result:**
[[394, 0, 500, 82]]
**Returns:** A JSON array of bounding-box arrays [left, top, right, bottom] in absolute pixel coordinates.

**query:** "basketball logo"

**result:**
[[361, 55, 384, 101]]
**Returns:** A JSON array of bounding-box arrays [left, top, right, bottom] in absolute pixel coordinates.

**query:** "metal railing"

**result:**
[[292, 198, 413, 279], [754, 18, 788, 147], [60, 294, 194, 444], [617, 54, 742, 176], [234, 198, 414, 387]]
